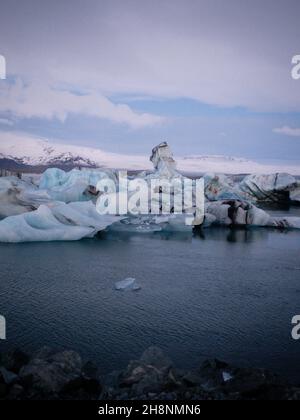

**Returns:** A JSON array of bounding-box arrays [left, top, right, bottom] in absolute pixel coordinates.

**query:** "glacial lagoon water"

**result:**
[[0, 210, 300, 383]]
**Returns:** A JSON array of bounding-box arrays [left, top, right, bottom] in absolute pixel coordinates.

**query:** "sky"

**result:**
[[0, 0, 300, 162]]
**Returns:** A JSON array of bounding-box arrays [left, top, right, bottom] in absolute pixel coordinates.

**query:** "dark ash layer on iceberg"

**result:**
[[0, 176, 52, 219], [204, 172, 299, 204], [203, 200, 300, 229]]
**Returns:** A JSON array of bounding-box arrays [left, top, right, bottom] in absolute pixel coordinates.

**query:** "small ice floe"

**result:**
[[222, 371, 233, 383], [114, 278, 141, 291]]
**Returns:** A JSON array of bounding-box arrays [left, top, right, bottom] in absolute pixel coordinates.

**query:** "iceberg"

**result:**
[[239, 173, 297, 203], [150, 142, 178, 178], [39, 168, 117, 203], [203, 172, 298, 204], [204, 173, 242, 201], [0, 201, 121, 243], [0, 176, 53, 218], [95, 142, 204, 231], [1, 142, 299, 242], [39, 168, 68, 190], [204, 199, 300, 229], [290, 186, 300, 204]]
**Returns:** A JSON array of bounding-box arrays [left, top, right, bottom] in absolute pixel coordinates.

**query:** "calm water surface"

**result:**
[[0, 218, 300, 383]]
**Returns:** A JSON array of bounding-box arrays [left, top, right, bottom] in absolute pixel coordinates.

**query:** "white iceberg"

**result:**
[[0, 201, 121, 243], [95, 142, 204, 231], [1, 142, 299, 242], [39, 168, 117, 203], [150, 142, 178, 178]]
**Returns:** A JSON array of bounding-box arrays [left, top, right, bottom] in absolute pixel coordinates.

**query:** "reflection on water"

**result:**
[[195, 226, 272, 243], [0, 215, 300, 384], [107, 224, 292, 245]]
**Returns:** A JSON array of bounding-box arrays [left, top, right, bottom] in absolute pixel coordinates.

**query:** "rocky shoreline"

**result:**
[[0, 346, 299, 400]]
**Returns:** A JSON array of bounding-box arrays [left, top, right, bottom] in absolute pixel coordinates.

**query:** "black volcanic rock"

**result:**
[[0, 346, 299, 400]]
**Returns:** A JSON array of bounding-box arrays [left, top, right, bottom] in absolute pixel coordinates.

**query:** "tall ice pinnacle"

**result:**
[[150, 142, 177, 177]]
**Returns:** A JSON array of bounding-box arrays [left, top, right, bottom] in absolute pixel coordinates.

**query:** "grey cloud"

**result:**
[[0, 0, 300, 111]]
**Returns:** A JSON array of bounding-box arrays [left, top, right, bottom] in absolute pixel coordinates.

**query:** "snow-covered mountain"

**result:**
[[1, 132, 300, 175], [0, 133, 150, 170]]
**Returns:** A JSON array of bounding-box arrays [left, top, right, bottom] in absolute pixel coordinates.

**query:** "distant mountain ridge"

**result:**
[[1, 133, 300, 175]]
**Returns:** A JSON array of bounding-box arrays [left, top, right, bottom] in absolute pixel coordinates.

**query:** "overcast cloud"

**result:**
[[0, 0, 300, 159]]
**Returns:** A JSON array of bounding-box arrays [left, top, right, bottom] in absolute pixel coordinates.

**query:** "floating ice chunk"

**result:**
[[110, 214, 196, 233], [114, 278, 141, 291], [110, 216, 163, 234], [222, 371, 233, 382]]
